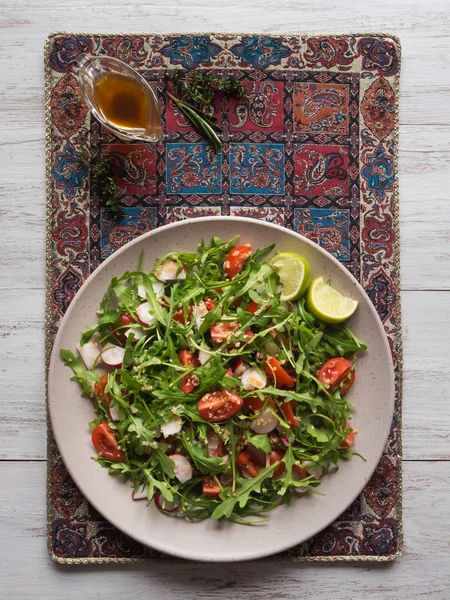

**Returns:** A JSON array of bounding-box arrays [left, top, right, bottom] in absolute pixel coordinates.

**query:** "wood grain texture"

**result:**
[[0, 0, 449, 596], [1, 461, 449, 599]]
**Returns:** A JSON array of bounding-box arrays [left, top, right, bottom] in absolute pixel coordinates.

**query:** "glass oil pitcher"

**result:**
[[77, 54, 162, 142]]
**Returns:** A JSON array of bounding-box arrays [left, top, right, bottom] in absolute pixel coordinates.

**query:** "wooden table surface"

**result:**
[[1, 1, 449, 598]]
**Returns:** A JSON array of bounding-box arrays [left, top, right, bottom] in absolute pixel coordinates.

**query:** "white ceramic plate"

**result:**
[[48, 217, 394, 562]]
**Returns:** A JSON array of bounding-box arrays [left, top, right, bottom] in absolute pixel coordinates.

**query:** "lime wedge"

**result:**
[[269, 252, 312, 301], [306, 276, 358, 323]]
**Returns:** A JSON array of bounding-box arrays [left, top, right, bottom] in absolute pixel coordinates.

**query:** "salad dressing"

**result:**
[[94, 72, 160, 133]]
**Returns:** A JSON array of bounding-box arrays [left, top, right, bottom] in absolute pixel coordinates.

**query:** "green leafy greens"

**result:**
[[61, 236, 366, 524]]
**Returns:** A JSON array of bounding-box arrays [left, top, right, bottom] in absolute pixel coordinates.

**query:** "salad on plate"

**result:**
[[61, 236, 366, 524]]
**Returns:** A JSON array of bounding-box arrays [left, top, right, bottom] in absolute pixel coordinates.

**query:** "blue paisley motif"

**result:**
[[49, 35, 93, 73], [361, 146, 394, 200], [160, 35, 221, 68], [358, 37, 399, 76], [52, 144, 88, 199], [230, 36, 292, 68]]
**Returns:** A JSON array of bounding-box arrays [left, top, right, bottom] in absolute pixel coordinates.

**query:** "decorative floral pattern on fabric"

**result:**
[[46, 32, 401, 562], [294, 83, 349, 134], [230, 143, 285, 194]]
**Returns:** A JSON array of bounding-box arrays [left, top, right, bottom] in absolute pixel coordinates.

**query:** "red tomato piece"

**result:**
[[236, 450, 260, 478], [198, 390, 243, 422], [207, 430, 226, 457], [317, 358, 353, 392], [264, 356, 296, 388], [340, 369, 356, 396], [94, 375, 111, 406], [204, 297, 216, 311], [224, 244, 252, 278], [173, 304, 194, 325], [210, 321, 240, 345], [280, 400, 299, 427], [246, 301, 259, 314], [244, 394, 275, 412], [178, 349, 200, 367], [92, 422, 124, 462], [180, 374, 199, 394], [269, 449, 286, 478], [340, 423, 355, 448], [292, 464, 309, 480], [119, 313, 135, 326], [202, 476, 221, 498]]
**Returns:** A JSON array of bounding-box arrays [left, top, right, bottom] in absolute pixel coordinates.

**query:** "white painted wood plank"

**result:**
[[1, 290, 448, 460], [1, 460, 449, 599]]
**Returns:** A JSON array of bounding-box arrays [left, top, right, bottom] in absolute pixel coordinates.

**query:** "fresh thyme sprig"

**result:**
[[77, 148, 123, 219], [169, 70, 251, 152]]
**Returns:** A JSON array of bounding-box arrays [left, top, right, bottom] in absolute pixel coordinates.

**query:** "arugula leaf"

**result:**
[[60, 349, 94, 396], [306, 423, 330, 443], [247, 434, 271, 454], [211, 464, 277, 520]]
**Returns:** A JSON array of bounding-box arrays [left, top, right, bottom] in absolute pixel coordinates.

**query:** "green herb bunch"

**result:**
[[168, 70, 251, 153], [78, 148, 123, 219]]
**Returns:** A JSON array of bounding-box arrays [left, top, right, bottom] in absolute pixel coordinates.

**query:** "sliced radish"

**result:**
[[77, 340, 101, 370], [102, 344, 125, 367], [251, 407, 279, 434], [156, 261, 186, 281], [221, 454, 230, 465], [241, 367, 267, 391], [137, 281, 164, 300], [234, 359, 249, 377], [207, 430, 222, 456], [170, 454, 193, 483], [154, 492, 180, 513], [136, 302, 156, 327], [124, 326, 145, 341], [194, 300, 209, 330], [304, 462, 323, 479], [132, 485, 149, 501], [161, 416, 182, 438], [108, 402, 120, 422], [198, 343, 211, 365]]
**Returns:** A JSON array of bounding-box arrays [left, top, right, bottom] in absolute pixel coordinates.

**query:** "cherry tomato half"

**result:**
[[280, 400, 299, 427], [204, 297, 216, 311], [178, 350, 200, 367], [340, 369, 356, 396], [119, 313, 135, 326], [180, 374, 200, 394], [270, 449, 286, 478], [317, 358, 353, 392], [210, 321, 240, 345], [198, 390, 243, 422], [236, 450, 260, 478], [264, 356, 296, 388], [202, 476, 221, 498], [340, 423, 355, 448], [92, 422, 124, 462], [244, 394, 275, 412], [246, 301, 259, 314], [173, 304, 194, 325], [93, 374, 110, 404], [224, 244, 252, 278], [292, 464, 309, 480], [207, 430, 226, 457]]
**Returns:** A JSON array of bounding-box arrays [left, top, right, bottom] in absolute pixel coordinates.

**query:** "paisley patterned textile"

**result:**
[[45, 33, 402, 562]]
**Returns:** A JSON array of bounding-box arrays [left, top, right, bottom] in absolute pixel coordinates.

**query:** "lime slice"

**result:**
[[269, 252, 312, 301], [306, 276, 358, 323]]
